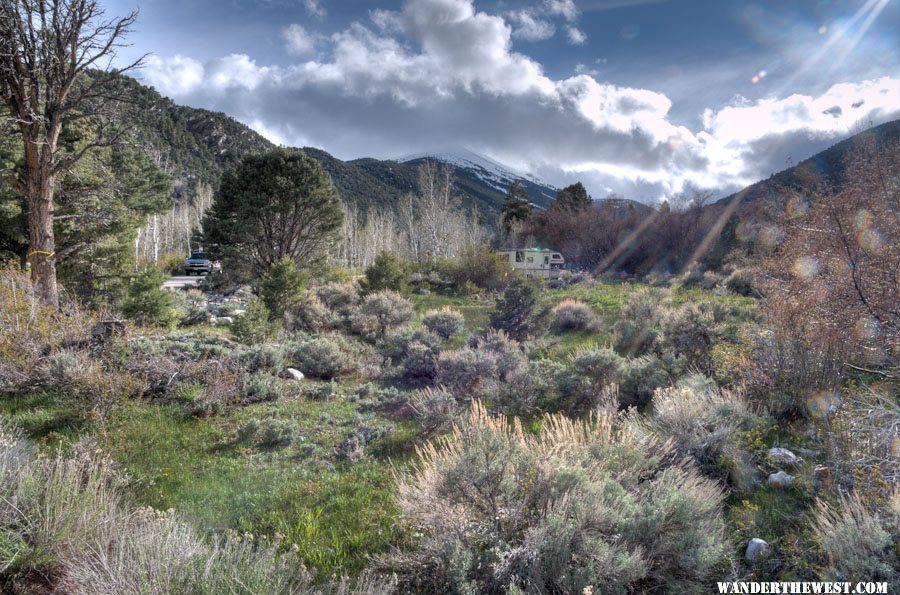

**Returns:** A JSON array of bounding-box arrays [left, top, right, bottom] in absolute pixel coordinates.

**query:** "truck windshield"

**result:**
[[189, 253, 206, 259]]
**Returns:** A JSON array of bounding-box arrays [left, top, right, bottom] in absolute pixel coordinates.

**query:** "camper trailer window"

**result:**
[[516, 251, 524, 263], [544, 256, 549, 264]]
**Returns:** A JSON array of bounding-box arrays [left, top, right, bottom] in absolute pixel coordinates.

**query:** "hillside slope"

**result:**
[[703, 119, 900, 264], [113, 75, 558, 219]]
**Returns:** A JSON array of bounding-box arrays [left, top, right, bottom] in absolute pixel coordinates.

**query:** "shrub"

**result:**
[[742, 323, 845, 420], [286, 293, 340, 333], [408, 387, 458, 435], [362, 251, 410, 294], [636, 384, 761, 479], [239, 418, 296, 448], [551, 299, 596, 332], [236, 344, 285, 374], [435, 348, 498, 396], [657, 303, 716, 374], [41, 349, 141, 422], [230, 297, 278, 345], [611, 319, 657, 357], [383, 402, 729, 593], [289, 334, 375, 380], [240, 374, 281, 404], [314, 282, 360, 318], [422, 307, 465, 340], [610, 288, 664, 356], [383, 329, 442, 382], [725, 268, 756, 296], [121, 266, 181, 328], [488, 277, 548, 341], [259, 256, 308, 320], [351, 290, 415, 338], [439, 244, 511, 291], [0, 264, 93, 391], [812, 495, 898, 581], [616, 354, 671, 409]]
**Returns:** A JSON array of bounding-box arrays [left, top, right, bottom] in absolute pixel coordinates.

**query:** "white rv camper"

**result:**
[[498, 248, 565, 279]]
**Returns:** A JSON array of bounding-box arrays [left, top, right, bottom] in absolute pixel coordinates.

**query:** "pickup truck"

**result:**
[[184, 251, 215, 275]]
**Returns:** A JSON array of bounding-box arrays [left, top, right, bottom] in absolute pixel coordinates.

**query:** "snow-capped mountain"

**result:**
[[396, 148, 558, 207]]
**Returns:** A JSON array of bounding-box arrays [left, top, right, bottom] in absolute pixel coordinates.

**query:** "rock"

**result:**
[[417, 288, 431, 295], [767, 470, 794, 489], [745, 538, 769, 562], [214, 316, 234, 325], [814, 465, 832, 492], [768, 447, 800, 467], [231, 308, 247, 316], [285, 368, 305, 381], [795, 447, 821, 458]]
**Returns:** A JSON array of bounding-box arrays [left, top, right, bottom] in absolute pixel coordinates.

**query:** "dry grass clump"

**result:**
[[629, 383, 763, 480], [0, 264, 96, 393], [384, 402, 729, 593], [812, 493, 898, 582]]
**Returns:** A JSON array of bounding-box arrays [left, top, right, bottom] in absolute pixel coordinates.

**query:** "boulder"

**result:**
[[767, 470, 794, 489], [213, 316, 234, 325], [745, 538, 769, 562], [285, 368, 305, 381], [768, 447, 800, 467]]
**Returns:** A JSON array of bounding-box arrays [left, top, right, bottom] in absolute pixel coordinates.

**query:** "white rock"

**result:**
[[214, 316, 234, 325], [768, 447, 800, 466], [231, 308, 247, 316], [745, 538, 769, 562], [286, 368, 305, 381], [767, 470, 794, 489]]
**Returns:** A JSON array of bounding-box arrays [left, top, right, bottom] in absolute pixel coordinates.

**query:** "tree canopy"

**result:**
[[202, 148, 343, 275], [552, 182, 592, 212], [500, 180, 533, 235]]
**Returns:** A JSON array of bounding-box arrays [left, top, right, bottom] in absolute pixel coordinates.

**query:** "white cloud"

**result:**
[[282, 24, 318, 56], [508, 9, 555, 41], [566, 26, 587, 45], [369, 8, 403, 33], [544, 0, 579, 22], [141, 0, 900, 201], [304, 0, 325, 18], [143, 55, 204, 96]]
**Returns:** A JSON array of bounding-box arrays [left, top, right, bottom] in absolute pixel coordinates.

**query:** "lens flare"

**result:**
[[759, 225, 785, 248], [786, 195, 809, 218], [854, 316, 879, 340], [793, 255, 820, 279]]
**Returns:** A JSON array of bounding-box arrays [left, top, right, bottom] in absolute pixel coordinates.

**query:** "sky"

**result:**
[[107, 0, 900, 202]]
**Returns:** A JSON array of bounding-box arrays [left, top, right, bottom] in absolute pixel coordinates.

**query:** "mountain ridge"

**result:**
[[112, 74, 558, 220]]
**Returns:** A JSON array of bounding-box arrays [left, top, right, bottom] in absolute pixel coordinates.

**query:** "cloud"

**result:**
[[508, 9, 556, 41], [282, 24, 318, 56], [566, 26, 587, 45], [304, 0, 325, 18], [544, 0, 579, 22], [142, 0, 900, 202]]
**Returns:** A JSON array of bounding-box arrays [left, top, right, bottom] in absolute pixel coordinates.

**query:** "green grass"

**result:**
[[93, 396, 406, 575], [0, 387, 408, 576], [0, 391, 91, 448]]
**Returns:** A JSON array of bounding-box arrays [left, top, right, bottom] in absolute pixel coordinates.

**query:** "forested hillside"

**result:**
[[112, 75, 555, 221]]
